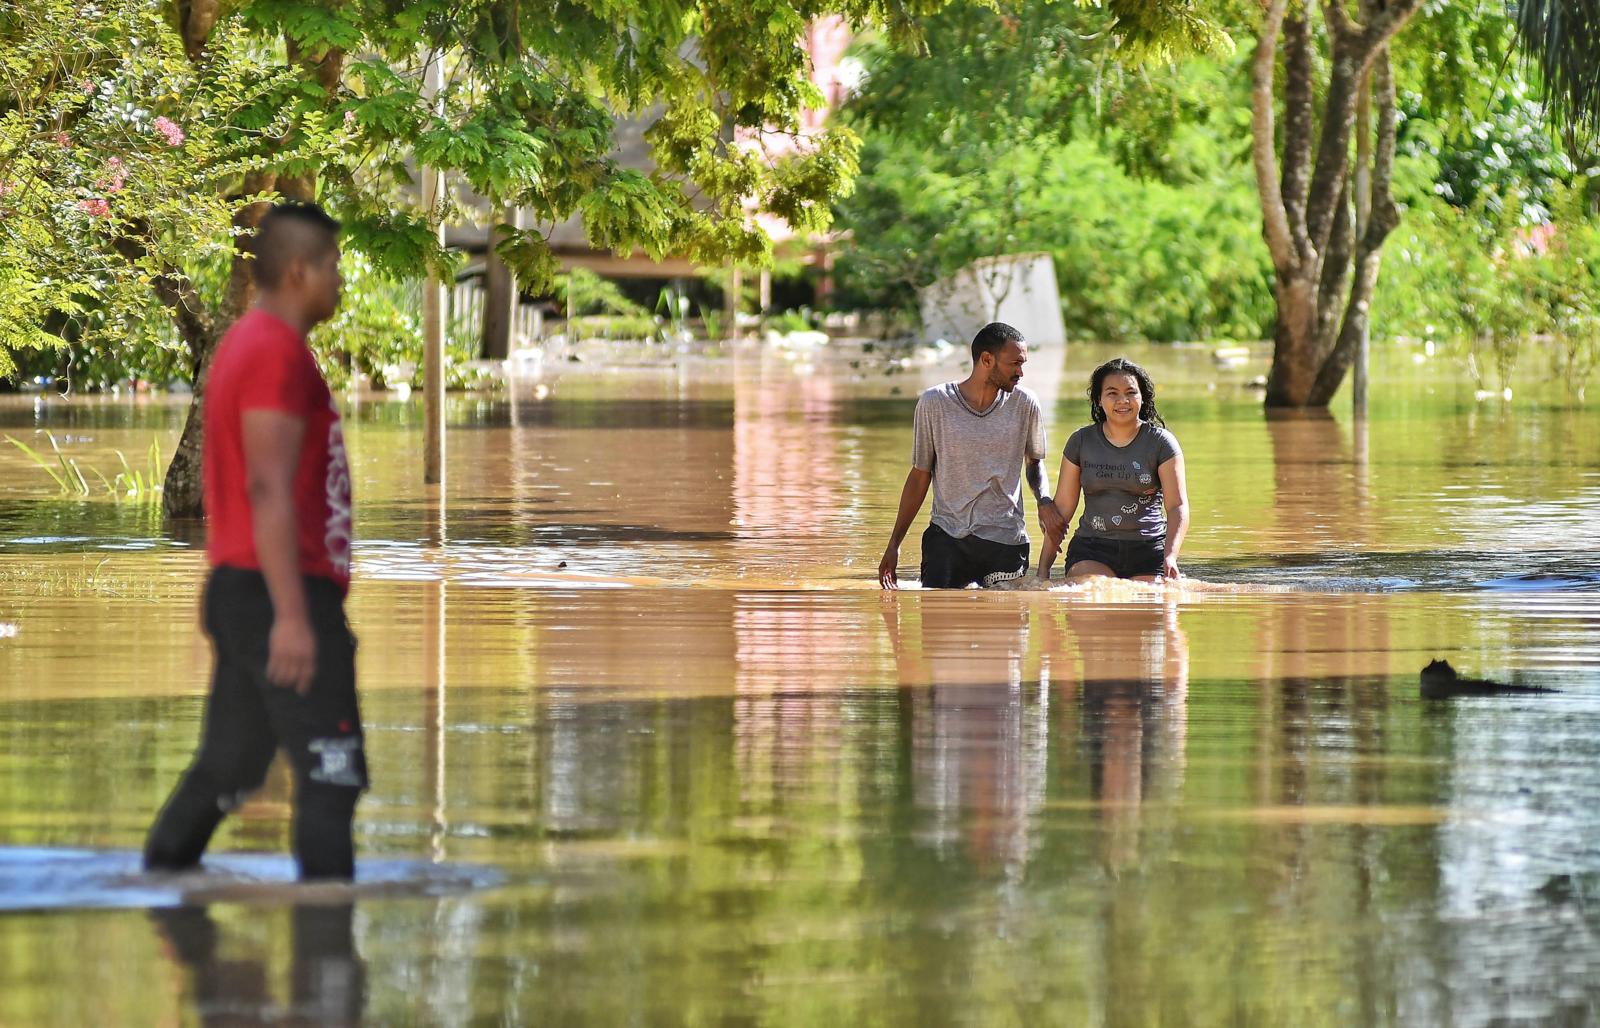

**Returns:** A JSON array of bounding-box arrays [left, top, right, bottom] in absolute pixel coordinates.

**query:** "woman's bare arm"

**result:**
[[1158, 453, 1189, 578]]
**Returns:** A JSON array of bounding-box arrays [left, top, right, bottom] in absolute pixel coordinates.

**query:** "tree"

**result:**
[[0, 0, 232, 382], [1249, 0, 1429, 407], [833, 1, 1249, 336], [3, 0, 946, 517]]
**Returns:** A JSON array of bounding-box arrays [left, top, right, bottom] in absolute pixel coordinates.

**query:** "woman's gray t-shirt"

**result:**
[[1063, 422, 1181, 540]]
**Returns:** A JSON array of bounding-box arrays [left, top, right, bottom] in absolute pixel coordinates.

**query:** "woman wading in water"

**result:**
[[1038, 358, 1189, 582]]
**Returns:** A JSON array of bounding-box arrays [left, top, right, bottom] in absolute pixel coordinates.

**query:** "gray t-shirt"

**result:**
[[1063, 422, 1181, 540], [912, 383, 1048, 546]]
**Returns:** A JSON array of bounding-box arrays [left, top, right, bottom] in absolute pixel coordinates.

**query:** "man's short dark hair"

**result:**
[[971, 322, 1024, 364], [252, 202, 341, 288]]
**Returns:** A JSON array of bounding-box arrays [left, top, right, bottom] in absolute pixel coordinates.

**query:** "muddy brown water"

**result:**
[[2, 340, 1599, 1024]]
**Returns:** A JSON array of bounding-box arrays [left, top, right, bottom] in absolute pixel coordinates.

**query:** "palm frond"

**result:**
[[1514, 0, 1600, 143]]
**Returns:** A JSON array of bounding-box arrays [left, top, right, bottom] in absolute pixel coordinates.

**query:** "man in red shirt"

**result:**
[[144, 202, 367, 880]]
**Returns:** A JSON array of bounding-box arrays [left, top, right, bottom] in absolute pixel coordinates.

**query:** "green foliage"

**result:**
[[5, 0, 952, 383], [1374, 182, 1600, 396], [835, 55, 1273, 342], [656, 285, 692, 337], [5, 433, 84, 494], [834, 0, 1600, 371], [699, 304, 724, 341], [0, 0, 237, 378], [1392, 6, 1578, 219], [569, 313, 661, 341], [764, 308, 814, 334], [1511, 0, 1600, 147], [557, 268, 647, 319], [309, 253, 422, 389], [833, 2, 1265, 341]]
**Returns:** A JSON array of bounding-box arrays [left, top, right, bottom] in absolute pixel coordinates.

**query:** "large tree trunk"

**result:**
[[1252, 0, 1423, 409]]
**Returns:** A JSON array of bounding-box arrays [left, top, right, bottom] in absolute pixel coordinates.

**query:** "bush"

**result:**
[[832, 133, 1275, 343]]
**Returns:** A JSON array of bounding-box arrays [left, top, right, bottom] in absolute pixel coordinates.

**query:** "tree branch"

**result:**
[[222, 172, 278, 325], [1358, 0, 1427, 59], [1282, 12, 1315, 264], [1321, 0, 1354, 40], [110, 224, 214, 353], [1315, 173, 1353, 360], [1302, 23, 1360, 265], [1308, 48, 1399, 405], [1362, 45, 1400, 248], [1253, 0, 1298, 276]]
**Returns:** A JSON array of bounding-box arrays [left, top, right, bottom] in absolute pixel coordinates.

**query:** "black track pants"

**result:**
[[144, 567, 368, 880]]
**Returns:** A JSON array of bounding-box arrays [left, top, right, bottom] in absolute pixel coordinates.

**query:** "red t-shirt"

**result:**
[[204, 309, 353, 590]]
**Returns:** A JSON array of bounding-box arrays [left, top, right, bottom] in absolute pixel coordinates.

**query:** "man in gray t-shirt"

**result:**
[[878, 323, 1066, 589]]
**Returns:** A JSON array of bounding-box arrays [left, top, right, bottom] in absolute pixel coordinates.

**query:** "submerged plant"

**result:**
[[5, 433, 163, 502]]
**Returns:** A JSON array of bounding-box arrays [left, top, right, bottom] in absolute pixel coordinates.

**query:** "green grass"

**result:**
[[5, 433, 163, 502]]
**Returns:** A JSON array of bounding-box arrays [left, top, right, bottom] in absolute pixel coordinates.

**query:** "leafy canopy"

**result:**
[[2, 0, 953, 379]]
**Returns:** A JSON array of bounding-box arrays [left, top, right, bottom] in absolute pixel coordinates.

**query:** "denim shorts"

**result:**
[[1063, 533, 1166, 578]]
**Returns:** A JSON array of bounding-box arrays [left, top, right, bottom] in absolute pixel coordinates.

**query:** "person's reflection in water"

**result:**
[[150, 902, 366, 1026], [882, 594, 1048, 875], [1041, 598, 1190, 872]]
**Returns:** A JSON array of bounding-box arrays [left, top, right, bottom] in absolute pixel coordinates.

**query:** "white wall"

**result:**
[[917, 253, 1067, 349]]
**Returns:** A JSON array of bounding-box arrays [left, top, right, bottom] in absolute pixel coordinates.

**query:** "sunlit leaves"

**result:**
[[492, 223, 561, 292], [239, 0, 365, 53], [341, 207, 458, 278]]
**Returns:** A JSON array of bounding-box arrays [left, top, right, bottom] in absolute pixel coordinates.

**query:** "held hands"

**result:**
[[879, 545, 901, 590], [1037, 497, 1067, 545], [266, 615, 317, 695]]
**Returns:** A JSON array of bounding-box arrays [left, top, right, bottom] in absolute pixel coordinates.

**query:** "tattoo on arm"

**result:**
[[1025, 459, 1046, 500]]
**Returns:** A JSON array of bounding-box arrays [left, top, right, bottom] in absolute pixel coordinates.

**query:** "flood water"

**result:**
[[2, 340, 1600, 1025]]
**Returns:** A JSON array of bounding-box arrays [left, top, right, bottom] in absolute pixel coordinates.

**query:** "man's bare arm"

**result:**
[[242, 409, 316, 694], [879, 467, 933, 589], [1028, 458, 1066, 543], [1025, 458, 1047, 501]]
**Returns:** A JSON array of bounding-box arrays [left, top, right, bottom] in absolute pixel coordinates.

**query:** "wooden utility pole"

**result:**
[[422, 53, 446, 485]]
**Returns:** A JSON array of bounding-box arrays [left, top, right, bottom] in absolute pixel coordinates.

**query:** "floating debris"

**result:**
[[1419, 658, 1553, 700]]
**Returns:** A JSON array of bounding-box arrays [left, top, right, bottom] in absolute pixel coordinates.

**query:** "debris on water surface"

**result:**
[[1420, 658, 1553, 700]]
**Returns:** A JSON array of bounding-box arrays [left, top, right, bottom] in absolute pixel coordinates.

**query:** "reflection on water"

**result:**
[[3, 342, 1600, 1023], [153, 903, 364, 1027]]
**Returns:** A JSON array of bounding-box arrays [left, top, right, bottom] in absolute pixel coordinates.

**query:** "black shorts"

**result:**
[[1063, 533, 1166, 578], [920, 524, 1030, 589]]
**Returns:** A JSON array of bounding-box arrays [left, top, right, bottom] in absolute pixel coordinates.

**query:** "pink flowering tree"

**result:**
[[0, 0, 237, 382]]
